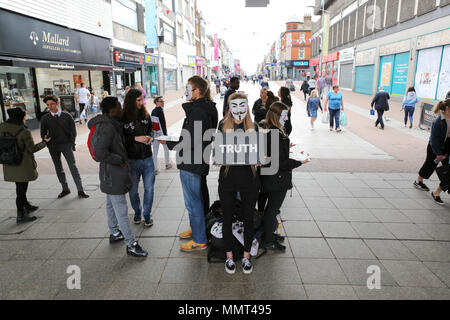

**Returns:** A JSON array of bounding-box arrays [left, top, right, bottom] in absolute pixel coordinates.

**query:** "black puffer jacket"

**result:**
[[123, 114, 153, 160], [167, 98, 218, 176]]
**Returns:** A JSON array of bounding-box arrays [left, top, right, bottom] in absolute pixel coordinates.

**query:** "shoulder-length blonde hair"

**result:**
[[222, 93, 255, 132]]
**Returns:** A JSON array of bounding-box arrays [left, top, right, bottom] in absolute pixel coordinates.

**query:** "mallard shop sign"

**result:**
[[0, 9, 111, 66]]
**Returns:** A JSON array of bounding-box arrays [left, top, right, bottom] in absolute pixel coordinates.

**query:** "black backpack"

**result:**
[[0, 128, 25, 165]]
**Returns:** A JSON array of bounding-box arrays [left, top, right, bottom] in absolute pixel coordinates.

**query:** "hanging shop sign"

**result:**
[[114, 50, 143, 65]]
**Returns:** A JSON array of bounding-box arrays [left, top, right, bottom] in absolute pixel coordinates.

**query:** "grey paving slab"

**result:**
[[338, 259, 398, 286], [55, 282, 113, 300], [89, 238, 128, 259], [11, 239, 66, 261], [358, 198, 394, 209], [423, 262, 450, 287], [402, 241, 450, 262], [0, 260, 46, 297], [81, 258, 128, 284], [289, 238, 335, 259], [332, 197, 366, 209], [37, 209, 97, 224], [381, 260, 447, 288], [327, 239, 376, 259], [50, 239, 102, 260], [0, 240, 31, 261], [322, 187, 353, 198], [339, 179, 369, 188], [280, 196, 306, 208], [5, 280, 60, 300], [104, 279, 158, 300], [308, 208, 346, 222], [31, 222, 108, 239], [27, 259, 86, 285], [283, 221, 322, 237], [365, 240, 418, 261], [346, 188, 381, 198], [152, 207, 185, 221], [293, 179, 321, 188], [140, 220, 181, 237], [280, 207, 313, 221], [375, 188, 410, 199], [298, 187, 327, 197], [362, 180, 395, 189], [370, 209, 411, 223], [387, 198, 429, 210], [353, 286, 434, 300], [303, 197, 337, 209], [350, 222, 396, 239], [158, 196, 188, 208], [47, 197, 105, 210], [423, 288, 450, 300], [387, 180, 416, 189], [296, 258, 349, 285], [316, 221, 359, 238], [303, 284, 358, 300], [339, 209, 379, 222], [155, 283, 214, 300], [384, 223, 434, 240], [0, 217, 41, 235], [400, 210, 447, 224], [136, 237, 175, 259], [416, 223, 450, 241]]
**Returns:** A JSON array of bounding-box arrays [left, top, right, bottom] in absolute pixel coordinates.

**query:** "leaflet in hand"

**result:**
[[289, 146, 311, 162], [155, 135, 179, 142]]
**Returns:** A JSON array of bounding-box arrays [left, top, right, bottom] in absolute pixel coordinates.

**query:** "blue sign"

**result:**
[[145, 0, 158, 49], [293, 60, 309, 67]]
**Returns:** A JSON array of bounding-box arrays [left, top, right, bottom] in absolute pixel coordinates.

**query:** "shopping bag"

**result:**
[[80, 108, 87, 121], [340, 111, 348, 127], [370, 109, 375, 116], [321, 111, 329, 124]]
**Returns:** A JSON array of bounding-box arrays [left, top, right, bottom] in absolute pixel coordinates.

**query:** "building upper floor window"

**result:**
[[112, 0, 138, 31], [299, 47, 305, 59], [163, 22, 175, 46], [300, 33, 305, 41], [162, 0, 174, 11]]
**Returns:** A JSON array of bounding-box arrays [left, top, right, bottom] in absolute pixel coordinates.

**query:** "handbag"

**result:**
[[370, 109, 375, 116], [436, 164, 450, 183]]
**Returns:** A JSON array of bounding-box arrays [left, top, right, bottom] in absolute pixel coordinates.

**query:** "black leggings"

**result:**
[[263, 190, 287, 244], [16, 182, 29, 211], [219, 189, 258, 253], [419, 140, 450, 180], [201, 176, 209, 216]]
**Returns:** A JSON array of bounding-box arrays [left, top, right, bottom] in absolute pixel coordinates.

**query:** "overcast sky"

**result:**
[[198, 0, 319, 74]]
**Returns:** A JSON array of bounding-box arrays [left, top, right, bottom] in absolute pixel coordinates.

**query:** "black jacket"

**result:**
[[371, 91, 390, 111], [301, 82, 309, 93], [260, 126, 302, 192], [281, 98, 293, 136], [430, 115, 448, 156], [252, 99, 268, 124], [167, 98, 218, 176], [123, 114, 153, 160], [151, 107, 167, 136], [40, 112, 76, 147]]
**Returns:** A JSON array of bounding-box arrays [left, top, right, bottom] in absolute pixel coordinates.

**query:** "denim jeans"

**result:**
[[404, 106, 415, 125], [129, 157, 155, 220], [179, 170, 207, 244], [329, 108, 341, 129], [106, 194, 135, 247]]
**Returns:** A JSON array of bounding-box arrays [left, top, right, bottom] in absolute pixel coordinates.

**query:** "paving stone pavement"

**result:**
[[0, 170, 449, 300]]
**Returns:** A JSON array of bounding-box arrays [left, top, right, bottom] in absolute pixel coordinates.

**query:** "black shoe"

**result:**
[[126, 241, 148, 258], [273, 234, 285, 243], [24, 203, 39, 213], [16, 209, 37, 224], [431, 192, 444, 205], [241, 258, 253, 274], [264, 240, 286, 252], [414, 181, 430, 191], [58, 189, 71, 199], [78, 191, 90, 199], [144, 218, 154, 227], [225, 258, 236, 274], [109, 230, 125, 243], [133, 216, 142, 224]]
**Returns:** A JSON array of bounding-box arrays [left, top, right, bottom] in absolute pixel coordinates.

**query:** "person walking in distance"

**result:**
[[317, 74, 326, 99], [219, 93, 260, 275], [163, 76, 218, 251], [307, 77, 316, 96], [214, 77, 221, 95], [122, 89, 156, 228], [0, 108, 51, 224], [371, 86, 390, 130], [300, 80, 309, 101], [74, 82, 91, 124], [151, 96, 172, 174], [401, 87, 419, 128], [324, 85, 344, 132], [261, 102, 310, 251], [223, 77, 240, 117], [325, 73, 333, 95], [306, 90, 323, 130], [278, 87, 293, 136], [252, 88, 268, 125], [40, 96, 89, 199], [414, 99, 450, 200], [88, 97, 148, 257]]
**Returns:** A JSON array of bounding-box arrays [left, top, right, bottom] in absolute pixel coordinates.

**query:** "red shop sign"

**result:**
[[322, 51, 339, 63]]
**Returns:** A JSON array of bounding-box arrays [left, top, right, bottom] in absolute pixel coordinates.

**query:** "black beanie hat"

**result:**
[[7, 107, 26, 121]]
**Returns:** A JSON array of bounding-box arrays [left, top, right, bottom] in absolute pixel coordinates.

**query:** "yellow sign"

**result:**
[[381, 62, 392, 87]]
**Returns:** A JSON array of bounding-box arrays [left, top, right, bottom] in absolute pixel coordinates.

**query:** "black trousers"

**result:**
[[375, 110, 385, 128], [16, 182, 29, 211], [201, 176, 209, 216], [219, 189, 258, 253], [263, 190, 287, 244], [257, 192, 269, 213], [419, 140, 450, 180]]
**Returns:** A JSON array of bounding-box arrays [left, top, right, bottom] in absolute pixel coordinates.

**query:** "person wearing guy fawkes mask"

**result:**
[[218, 93, 260, 275], [260, 102, 310, 252]]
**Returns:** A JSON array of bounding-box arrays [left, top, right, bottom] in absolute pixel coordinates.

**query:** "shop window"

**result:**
[[0, 66, 37, 122]]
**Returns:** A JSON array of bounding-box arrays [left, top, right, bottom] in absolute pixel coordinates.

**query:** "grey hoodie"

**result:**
[[402, 92, 419, 108], [88, 115, 132, 195]]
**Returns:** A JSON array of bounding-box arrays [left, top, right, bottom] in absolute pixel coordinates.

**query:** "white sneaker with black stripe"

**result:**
[[225, 259, 236, 274], [242, 258, 253, 274]]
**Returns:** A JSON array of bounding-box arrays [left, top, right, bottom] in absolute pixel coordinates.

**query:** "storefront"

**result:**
[[354, 49, 376, 95], [338, 47, 354, 90], [284, 60, 309, 80], [144, 54, 159, 97], [310, 57, 320, 79], [113, 49, 143, 96], [322, 52, 340, 86], [162, 54, 177, 92], [196, 57, 206, 77], [0, 9, 112, 126]]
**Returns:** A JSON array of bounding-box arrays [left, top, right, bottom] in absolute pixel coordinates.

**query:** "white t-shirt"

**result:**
[[75, 87, 90, 104]]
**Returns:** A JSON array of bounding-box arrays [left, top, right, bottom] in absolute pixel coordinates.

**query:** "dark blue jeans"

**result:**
[[329, 108, 341, 129], [404, 106, 415, 125], [180, 170, 207, 244], [129, 157, 155, 220]]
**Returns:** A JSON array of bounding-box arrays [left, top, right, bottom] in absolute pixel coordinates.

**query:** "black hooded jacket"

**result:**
[[167, 98, 218, 176]]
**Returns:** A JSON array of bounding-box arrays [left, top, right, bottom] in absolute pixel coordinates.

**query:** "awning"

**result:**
[[0, 55, 113, 71]]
